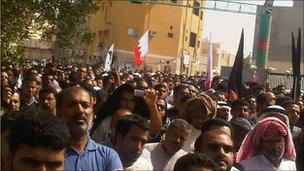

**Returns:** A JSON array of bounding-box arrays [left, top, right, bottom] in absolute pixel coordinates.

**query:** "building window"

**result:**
[[105, 6, 109, 20], [164, 66, 172, 73], [128, 28, 138, 37], [193, 1, 200, 16], [102, 2, 105, 11], [200, 11, 203, 20], [149, 30, 157, 37], [202, 49, 207, 54], [167, 32, 174, 38], [171, 0, 177, 3], [189, 32, 197, 48], [105, 29, 110, 36]]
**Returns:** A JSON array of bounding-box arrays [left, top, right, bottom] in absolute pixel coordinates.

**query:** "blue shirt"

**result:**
[[64, 138, 123, 171]]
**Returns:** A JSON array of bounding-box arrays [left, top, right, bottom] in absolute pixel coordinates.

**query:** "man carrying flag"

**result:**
[[228, 29, 244, 100], [134, 31, 149, 67], [105, 43, 114, 71], [205, 34, 213, 90]]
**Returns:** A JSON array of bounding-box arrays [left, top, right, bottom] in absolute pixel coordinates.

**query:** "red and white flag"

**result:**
[[134, 31, 149, 67], [205, 34, 213, 90]]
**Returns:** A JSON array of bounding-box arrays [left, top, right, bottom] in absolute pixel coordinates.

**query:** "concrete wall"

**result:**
[[221, 66, 269, 84]]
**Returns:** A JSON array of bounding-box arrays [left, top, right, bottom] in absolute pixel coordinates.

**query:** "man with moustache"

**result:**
[[39, 86, 57, 115], [144, 119, 191, 170], [166, 84, 190, 121], [249, 92, 276, 125], [230, 99, 250, 120], [181, 95, 217, 152], [56, 86, 123, 170], [113, 114, 152, 170], [194, 119, 237, 171], [237, 117, 296, 170]]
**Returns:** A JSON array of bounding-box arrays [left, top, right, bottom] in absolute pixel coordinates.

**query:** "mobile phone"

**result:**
[[134, 89, 146, 97]]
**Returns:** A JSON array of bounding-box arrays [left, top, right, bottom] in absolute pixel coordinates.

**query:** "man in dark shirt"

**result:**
[[294, 111, 304, 170], [20, 74, 40, 111], [166, 84, 190, 120]]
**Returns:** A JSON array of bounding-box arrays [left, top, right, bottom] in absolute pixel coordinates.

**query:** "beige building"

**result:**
[[220, 50, 235, 67], [200, 38, 235, 75], [23, 39, 53, 60], [88, 0, 205, 75], [20, 27, 54, 60]]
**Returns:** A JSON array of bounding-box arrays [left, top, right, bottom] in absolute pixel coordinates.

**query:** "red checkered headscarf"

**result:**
[[236, 117, 296, 163]]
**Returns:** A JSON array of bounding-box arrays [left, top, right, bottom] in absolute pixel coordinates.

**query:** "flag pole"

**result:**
[[205, 32, 213, 90], [144, 31, 149, 70], [144, 53, 147, 70]]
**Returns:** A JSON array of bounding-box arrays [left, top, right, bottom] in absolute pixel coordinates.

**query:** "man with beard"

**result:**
[[194, 119, 236, 171], [237, 117, 296, 170], [181, 94, 217, 152], [113, 114, 152, 170], [144, 119, 191, 170], [56, 86, 123, 170], [39, 86, 57, 115]]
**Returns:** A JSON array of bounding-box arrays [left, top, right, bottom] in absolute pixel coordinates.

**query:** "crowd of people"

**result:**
[[1, 59, 304, 171]]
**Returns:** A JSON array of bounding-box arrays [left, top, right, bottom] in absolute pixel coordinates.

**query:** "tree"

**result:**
[[1, 0, 100, 64]]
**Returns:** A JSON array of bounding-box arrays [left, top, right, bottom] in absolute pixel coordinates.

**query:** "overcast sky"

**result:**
[[202, 0, 294, 56]]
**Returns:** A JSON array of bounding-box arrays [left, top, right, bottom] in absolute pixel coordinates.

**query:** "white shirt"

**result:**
[[182, 126, 201, 152], [91, 116, 112, 146], [240, 154, 296, 171], [144, 143, 186, 171], [165, 91, 174, 106], [125, 157, 153, 171]]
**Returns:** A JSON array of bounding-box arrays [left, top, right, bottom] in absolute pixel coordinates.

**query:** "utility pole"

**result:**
[[256, 0, 274, 68]]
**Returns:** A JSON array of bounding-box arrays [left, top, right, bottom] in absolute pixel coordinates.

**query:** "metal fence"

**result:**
[[268, 73, 304, 90]]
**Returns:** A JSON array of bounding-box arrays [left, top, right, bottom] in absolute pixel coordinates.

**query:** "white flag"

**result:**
[[104, 43, 114, 71]]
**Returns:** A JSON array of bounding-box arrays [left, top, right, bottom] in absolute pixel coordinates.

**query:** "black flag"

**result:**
[[291, 29, 302, 101], [228, 29, 244, 100]]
